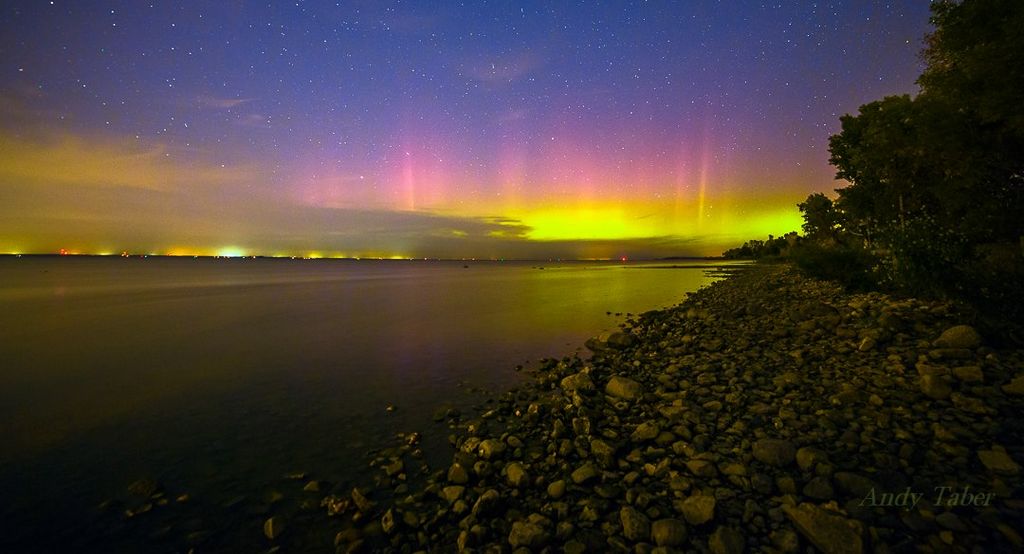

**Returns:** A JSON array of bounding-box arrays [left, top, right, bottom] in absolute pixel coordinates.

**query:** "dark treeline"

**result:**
[[725, 0, 1024, 330]]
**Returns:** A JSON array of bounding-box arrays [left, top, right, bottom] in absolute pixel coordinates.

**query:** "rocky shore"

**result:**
[[332, 263, 1024, 553], [100, 263, 1024, 553]]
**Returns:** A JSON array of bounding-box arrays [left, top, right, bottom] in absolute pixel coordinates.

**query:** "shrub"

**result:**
[[789, 243, 879, 292]]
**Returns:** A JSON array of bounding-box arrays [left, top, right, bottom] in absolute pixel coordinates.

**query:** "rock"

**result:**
[[709, 525, 745, 554], [680, 494, 716, 525], [952, 365, 984, 383], [383, 460, 403, 477], [631, 421, 660, 442], [753, 439, 796, 467], [606, 331, 635, 349], [686, 459, 717, 478], [508, 521, 549, 548], [263, 516, 285, 540], [321, 495, 350, 516], [605, 376, 643, 400], [951, 392, 989, 414], [802, 476, 835, 500], [934, 325, 981, 349], [771, 528, 800, 552], [920, 375, 953, 400], [833, 473, 876, 498], [448, 463, 470, 484], [935, 512, 967, 531], [477, 439, 506, 460], [472, 489, 501, 517], [402, 510, 420, 527], [441, 485, 464, 504], [651, 518, 686, 547], [796, 446, 828, 471], [978, 447, 1021, 475], [351, 488, 374, 512], [857, 337, 876, 352], [381, 508, 396, 534], [571, 463, 600, 484], [547, 479, 566, 499], [783, 503, 863, 554], [561, 372, 595, 392], [127, 479, 160, 497], [1003, 375, 1024, 395], [506, 462, 529, 488], [620, 506, 651, 542], [590, 438, 616, 466]]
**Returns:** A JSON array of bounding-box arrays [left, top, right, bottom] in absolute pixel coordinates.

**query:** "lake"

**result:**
[[0, 256, 737, 551]]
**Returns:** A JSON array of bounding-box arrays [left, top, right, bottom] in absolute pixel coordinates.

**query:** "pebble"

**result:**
[[547, 479, 566, 499], [619, 506, 651, 542], [571, 463, 600, 485], [978, 447, 1021, 475], [263, 516, 285, 540]]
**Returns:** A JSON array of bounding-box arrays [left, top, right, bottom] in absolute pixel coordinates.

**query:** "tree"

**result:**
[[919, 0, 1024, 137], [828, 0, 1024, 245], [917, 0, 1024, 243], [797, 193, 841, 242]]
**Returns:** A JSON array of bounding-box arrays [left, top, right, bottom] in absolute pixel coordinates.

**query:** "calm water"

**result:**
[[0, 256, 736, 551]]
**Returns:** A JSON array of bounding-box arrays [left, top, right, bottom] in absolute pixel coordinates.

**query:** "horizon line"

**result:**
[[0, 252, 728, 262]]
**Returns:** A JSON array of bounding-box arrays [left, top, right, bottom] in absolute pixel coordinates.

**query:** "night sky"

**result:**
[[0, 1, 933, 259]]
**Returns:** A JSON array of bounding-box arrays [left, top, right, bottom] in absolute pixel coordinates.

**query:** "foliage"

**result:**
[[920, 0, 1024, 138], [789, 243, 879, 292], [722, 233, 797, 260], [796, 193, 840, 241], [874, 213, 971, 297], [724, 1, 1024, 324]]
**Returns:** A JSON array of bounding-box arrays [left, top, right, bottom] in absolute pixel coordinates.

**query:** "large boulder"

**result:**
[[783, 503, 864, 554], [606, 331, 635, 349], [605, 376, 643, 400], [933, 325, 981, 349]]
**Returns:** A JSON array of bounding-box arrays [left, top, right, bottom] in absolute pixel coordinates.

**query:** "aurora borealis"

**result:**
[[1, 2, 933, 259]]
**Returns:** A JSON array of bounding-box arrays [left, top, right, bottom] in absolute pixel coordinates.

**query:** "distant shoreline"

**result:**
[[0, 253, 728, 262]]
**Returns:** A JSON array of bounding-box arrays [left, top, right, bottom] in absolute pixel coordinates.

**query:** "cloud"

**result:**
[[465, 51, 543, 85], [0, 161, 719, 258], [0, 129, 736, 258], [195, 95, 255, 109], [236, 113, 269, 128], [0, 130, 255, 190]]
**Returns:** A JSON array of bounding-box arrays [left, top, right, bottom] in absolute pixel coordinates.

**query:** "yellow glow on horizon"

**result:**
[[489, 194, 804, 244], [516, 206, 652, 240], [216, 247, 246, 258]]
